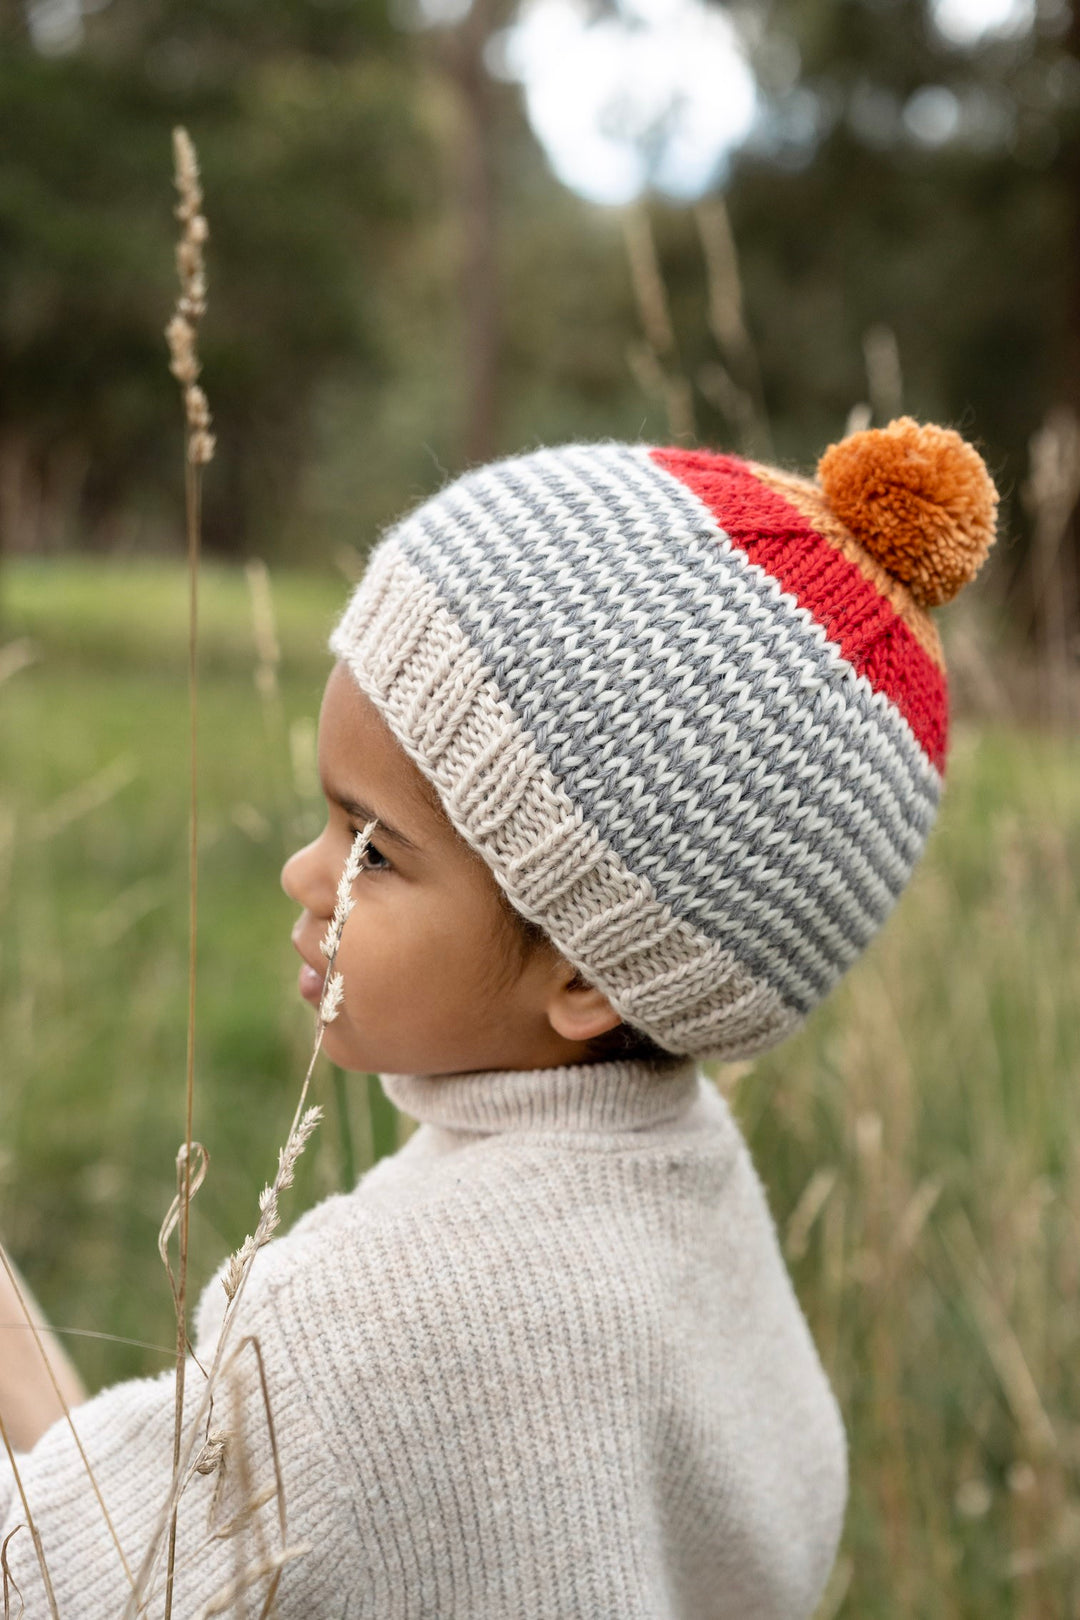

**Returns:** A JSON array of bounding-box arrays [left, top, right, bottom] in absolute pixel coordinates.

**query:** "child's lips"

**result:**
[[291, 925, 326, 1004], [298, 962, 325, 1004]]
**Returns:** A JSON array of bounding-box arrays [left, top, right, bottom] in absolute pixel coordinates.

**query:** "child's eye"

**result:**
[[350, 828, 391, 872]]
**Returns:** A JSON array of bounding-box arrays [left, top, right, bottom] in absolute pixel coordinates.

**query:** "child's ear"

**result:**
[[545, 964, 623, 1044]]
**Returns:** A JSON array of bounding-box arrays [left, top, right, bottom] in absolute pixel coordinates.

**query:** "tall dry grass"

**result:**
[[131, 127, 375, 1620], [161, 122, 214, 1620], [0, 117, 225, 1620], [773, 727, 1078, 1618], [0, 128, 379, 1620]]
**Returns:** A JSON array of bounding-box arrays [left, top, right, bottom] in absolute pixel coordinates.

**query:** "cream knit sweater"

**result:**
[[1, 1059, 847, 1618]]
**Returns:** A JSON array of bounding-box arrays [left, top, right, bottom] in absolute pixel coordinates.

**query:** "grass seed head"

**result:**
[[319, 971, 344, 1024], [193, 1431, 227, 1477], [166, 126, 215, 466], [319, 820, 377, 965]]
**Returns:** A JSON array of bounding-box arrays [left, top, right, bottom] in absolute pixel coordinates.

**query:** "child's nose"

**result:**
[[280, 838, 330, 914]]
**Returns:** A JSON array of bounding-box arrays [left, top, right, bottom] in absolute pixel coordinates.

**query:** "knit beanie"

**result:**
[[328, 417, 998, 1062]]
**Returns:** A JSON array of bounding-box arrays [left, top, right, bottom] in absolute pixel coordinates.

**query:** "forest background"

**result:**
[[2, 0, 1080, 1616]]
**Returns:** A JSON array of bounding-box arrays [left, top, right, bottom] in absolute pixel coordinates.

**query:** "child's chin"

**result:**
[[321, 1023, 382, 1074], [319, 1020, 353, 1060]]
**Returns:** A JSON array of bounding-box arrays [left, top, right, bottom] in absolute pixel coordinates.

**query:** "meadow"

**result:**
[[2, 556, 1078, 1619]]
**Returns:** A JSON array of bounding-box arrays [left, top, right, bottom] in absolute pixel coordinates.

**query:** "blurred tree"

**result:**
[[434, 0, 508, 467], [1, 0, 1078, 681], [600, 0, 1079, 662], [0, 0, 433, 560]]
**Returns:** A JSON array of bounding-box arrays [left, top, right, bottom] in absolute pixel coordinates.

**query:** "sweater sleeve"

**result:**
[[0, 1181, 678, 1620], [0, 1254, 331, 1620]]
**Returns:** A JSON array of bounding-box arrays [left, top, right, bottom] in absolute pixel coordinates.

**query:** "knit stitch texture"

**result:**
[[1, 1060, 847, 1617]]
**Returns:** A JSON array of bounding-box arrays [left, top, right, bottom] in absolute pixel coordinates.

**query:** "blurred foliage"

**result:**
[[0, 0, 1078, 622], [726, 0, 1080, 612], [0, 559, 387, 1389], [0, 0, 436, 555]]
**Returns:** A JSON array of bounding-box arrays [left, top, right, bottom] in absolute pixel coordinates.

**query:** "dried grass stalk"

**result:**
[[193, 1545, 311, 1620], [861, 323, 903, 424], [244, 560, 280, 704], [2, 1525, 26, 1620], [0, 1414, 58, 1620], [943, 1212, 1058, 1461], [125, 823, 378, 1617], [1024, 405, 1080, 728], [157, 1143, 209, 1310], [243, 561, 306, 858], [165, 129, 215, 469], [622, 204, 695, 442], [694, 196, 772, 459], [162, 121, 216, 1620], [0, 1245, 134, 1590], [234, 1337, 287, 1620]]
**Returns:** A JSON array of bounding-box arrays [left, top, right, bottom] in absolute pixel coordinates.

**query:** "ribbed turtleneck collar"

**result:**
[[379, 1056, 699, 1134]]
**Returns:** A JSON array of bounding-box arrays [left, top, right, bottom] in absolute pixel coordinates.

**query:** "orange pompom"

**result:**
[[817, 417, 998, 607]]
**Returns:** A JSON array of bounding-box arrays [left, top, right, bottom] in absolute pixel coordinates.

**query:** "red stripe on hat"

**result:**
[[651, 448, 948, 773]]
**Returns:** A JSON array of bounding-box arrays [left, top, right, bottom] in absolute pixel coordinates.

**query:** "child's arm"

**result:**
[[0, 1250, 87, 1450], [0, 1255, 351, 1617]]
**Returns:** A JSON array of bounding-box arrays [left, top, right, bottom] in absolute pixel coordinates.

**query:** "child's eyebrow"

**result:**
[[322, 784, 421, 852]]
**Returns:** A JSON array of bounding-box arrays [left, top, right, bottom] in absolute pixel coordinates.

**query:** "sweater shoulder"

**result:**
[[219, 1083, 772, 1378], [262, 1083, 745, 1280]]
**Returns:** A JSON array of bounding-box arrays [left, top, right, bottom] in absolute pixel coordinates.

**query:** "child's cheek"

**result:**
[[339, 893, 414, 1000]]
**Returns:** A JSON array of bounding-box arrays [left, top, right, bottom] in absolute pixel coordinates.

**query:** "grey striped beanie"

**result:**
[[329, 419, 997, 1061]]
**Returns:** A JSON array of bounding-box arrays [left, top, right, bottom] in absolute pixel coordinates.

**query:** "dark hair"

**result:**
[[497, 893, 677, 1066]]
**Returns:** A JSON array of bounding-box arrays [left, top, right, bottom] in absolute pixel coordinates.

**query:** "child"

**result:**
[[1, 416, 997, 1617]]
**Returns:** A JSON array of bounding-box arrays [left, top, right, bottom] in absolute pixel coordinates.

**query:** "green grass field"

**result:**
[[2, 557, 1079, 1618]]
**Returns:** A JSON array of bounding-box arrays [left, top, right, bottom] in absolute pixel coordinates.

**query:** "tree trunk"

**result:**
[[442, 0, 503, 469]]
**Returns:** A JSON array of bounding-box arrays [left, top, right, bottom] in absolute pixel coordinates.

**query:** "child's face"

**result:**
[[281, 662, 616, 1076]]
